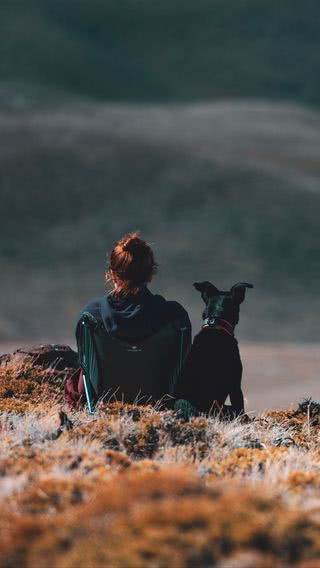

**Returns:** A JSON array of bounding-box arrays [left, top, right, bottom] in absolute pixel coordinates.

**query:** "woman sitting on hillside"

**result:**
[[65, 232, 191, 408]]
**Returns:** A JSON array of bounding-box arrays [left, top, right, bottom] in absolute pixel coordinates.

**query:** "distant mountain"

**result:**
[[1, 0, 320, 106], [1, 101, 320, 342]]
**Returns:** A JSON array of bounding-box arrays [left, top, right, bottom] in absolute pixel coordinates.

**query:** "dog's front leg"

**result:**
[[229, 346, 244, 414]]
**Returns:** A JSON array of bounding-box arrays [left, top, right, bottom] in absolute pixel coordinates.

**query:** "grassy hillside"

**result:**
[[1, 102, 320, 342], [1, 0, 320, 105], [1, 2, 320, 342], [0, 357, 320, 566]]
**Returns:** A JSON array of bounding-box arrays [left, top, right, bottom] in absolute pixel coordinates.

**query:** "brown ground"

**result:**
[[241, 343, 320, 412]]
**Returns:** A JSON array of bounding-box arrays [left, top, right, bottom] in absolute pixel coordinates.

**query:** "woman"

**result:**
[[65, 232, 191, 408]]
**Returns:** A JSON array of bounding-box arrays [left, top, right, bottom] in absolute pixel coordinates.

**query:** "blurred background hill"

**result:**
[[1, 0, 320, 346], [1, 0, 320, 105]]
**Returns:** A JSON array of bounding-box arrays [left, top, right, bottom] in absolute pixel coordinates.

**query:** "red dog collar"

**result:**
[[202, 317, 235, 337]]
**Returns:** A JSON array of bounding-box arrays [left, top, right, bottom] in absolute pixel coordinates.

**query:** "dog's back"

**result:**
[[174, 281, 253, 415], [175, 327, 243, 414]]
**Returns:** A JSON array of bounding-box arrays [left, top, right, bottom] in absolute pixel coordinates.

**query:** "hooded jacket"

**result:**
[[75, 287, 191, 343], [66, 288, 191, 409]]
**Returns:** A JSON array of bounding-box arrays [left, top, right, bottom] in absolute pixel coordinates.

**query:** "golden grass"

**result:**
[[1, 360, 320, 567]]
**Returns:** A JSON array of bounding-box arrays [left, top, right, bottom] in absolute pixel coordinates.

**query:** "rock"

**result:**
[[0, 344, 79, 371], [216, 552, 282, 568], [233, 438, 266, 449]]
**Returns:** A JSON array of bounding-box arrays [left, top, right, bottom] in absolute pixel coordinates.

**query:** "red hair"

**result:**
[[106, 232, 157, 296]]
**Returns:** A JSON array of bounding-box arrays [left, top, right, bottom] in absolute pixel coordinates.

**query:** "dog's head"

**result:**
[[194, 281, 253, 326]]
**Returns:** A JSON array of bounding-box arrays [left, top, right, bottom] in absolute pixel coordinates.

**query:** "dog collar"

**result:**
[[202, 317, 235, 337]]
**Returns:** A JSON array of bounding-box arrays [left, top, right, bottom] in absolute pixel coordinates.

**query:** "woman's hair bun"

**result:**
[[123, 236, 142, 253], [108, 231, 157, 295]]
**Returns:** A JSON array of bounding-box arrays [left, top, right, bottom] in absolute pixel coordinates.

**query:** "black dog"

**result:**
[[174, 282, 253, 417]]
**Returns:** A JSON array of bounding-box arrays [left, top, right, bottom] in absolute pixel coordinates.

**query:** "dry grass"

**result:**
[[1, 360, 320, 567]]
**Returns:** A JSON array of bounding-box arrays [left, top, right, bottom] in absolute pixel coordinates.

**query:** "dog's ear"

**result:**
[[231, 282, 253, 304], [194, 281, 219, 303]]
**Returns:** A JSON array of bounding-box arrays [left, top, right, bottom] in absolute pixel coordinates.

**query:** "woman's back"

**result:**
[[77, 287, 190, 340], [72, 232, 191, 407]]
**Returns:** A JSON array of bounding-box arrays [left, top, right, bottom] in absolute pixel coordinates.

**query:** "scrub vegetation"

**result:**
[[1, 359, 320, 567]]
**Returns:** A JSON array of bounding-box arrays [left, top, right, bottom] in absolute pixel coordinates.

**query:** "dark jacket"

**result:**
[[75, 287, 191, 343], [66, 288, 191, 409]]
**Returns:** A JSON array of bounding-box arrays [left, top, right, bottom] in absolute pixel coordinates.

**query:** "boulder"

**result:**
[[0, 344, 79, 371]]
